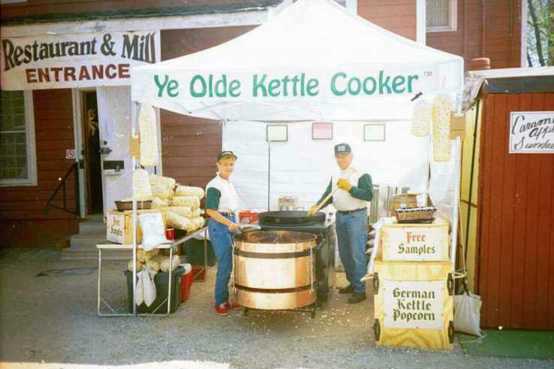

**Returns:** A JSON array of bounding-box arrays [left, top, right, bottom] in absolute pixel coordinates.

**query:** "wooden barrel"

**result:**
[[233, 230, 317, 310]]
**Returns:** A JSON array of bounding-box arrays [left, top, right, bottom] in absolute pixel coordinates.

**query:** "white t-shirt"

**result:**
[[205, 174, 240, 213], [332, 166, 369, 211]]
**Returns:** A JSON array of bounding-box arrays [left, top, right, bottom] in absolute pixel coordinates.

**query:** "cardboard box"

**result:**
[[106, 209, 161, 244], [380, 217, 450, 262], [373, 259, 454, 351]]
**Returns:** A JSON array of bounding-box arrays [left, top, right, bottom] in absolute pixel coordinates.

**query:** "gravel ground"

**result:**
[[0, 248, 552, 369]]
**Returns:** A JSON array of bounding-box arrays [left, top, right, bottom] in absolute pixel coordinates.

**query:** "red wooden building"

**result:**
[[0, 0, 524, 248], [461, 68, 554, 330]]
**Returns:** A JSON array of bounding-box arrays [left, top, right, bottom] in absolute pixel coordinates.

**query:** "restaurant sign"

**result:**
[[383, 280, 444, 329], [509, 111, 554, 154], [1, 31, 159, 90]]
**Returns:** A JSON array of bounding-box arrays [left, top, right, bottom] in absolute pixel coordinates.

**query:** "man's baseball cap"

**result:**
[[217, 151, 238, 161], [334, 143, 352, 155]]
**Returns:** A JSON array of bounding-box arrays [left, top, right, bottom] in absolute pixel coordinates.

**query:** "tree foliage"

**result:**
[[527, 0, 553, 66]]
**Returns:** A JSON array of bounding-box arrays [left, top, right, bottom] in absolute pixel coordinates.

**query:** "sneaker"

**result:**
[[338, 284, 354, 294], [215, 303, 230, 316], [347, 292, 367, 304], [225, 301, 241, 310]]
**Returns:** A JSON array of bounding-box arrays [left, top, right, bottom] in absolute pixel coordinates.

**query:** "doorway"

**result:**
[[74, 86, 145, 218], [82, 90, 103, 215]]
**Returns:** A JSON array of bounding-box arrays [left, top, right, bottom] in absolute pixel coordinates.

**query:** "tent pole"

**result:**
[[267, 140, 271, 211], [450, 138, 462, 270], [131, 102, 138, 316], [465, 100, 480, 262]]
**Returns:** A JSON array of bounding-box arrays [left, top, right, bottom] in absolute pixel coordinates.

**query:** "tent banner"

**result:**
[[133, 62, 458, 105], [1, 31, 160, 90]]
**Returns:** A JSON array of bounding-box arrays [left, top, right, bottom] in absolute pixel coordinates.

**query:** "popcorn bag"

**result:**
[[411, 100, 432, 137], [432, 94, 453, 162], [138, 104, 160, 167]]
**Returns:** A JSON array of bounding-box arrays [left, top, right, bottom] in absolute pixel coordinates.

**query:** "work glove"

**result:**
[[337, 178, 352, 191], [228, 223, 241, 233]]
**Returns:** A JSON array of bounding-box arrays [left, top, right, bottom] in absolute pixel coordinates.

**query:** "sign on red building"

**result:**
[[1, 30, 160, 90]]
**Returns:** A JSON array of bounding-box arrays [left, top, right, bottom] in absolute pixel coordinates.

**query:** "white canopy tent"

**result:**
[[131, 0, 463, 122], [130, 0, 464, 268]]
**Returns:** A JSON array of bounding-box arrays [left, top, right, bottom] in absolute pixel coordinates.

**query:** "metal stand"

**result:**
[[96, 227, 208, 317]]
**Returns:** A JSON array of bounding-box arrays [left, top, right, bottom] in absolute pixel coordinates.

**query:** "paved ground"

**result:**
[[0, 248, 552, 369]]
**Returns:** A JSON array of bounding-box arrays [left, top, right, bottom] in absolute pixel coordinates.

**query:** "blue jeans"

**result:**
[[335, 209, 368, 294], [208, 214, 235, 306]]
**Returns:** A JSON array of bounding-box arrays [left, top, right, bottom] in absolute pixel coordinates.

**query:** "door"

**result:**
[[96, 86, 134, 216], [82, 91, 103, 215]]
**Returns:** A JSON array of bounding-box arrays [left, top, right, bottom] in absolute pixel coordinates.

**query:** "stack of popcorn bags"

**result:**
[[127, 249, 181, 273], [134, 105, 205, 234], [149, 174, 206, 233], [127, 172, 204, 273], [131, 170, 206, 233]]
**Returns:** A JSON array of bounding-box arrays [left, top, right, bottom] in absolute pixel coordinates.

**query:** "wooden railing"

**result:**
[[44, 162, 80, 216]]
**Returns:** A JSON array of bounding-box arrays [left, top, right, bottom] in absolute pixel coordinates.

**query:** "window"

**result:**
[[0, 91, 37, 186], [426, 0, 457, 32]]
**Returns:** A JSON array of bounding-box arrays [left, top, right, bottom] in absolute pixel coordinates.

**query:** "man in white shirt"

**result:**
[[310, 143, 373, 303]]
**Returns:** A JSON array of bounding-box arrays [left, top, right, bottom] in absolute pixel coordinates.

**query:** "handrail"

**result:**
[[44, 161, 80, 216]]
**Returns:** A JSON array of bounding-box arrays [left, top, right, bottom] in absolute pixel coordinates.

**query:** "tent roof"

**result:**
[[132, 0, 463, 121], [145, 0, 458, 70]]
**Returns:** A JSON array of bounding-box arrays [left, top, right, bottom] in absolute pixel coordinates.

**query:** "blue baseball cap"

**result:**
[[334, 143, 352, 155]]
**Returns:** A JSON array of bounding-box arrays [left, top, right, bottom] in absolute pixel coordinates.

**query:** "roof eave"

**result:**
[[1, 1, 281, 26]]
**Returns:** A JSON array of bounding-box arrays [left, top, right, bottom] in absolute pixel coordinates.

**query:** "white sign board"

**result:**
[[509, 111, 554, 154], [382, 224, 449, 261], [106, 211, 127, 244], [383, 280, 445, 329], [1, 31, 160, 90]]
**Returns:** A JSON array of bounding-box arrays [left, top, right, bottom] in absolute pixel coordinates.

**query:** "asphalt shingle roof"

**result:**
[[1, 1, 281, 26]]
